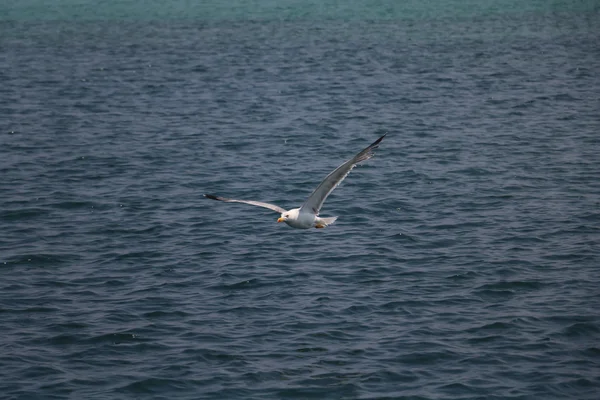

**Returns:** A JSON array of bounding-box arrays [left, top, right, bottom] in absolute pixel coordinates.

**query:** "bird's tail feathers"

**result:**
[[319, 216, 338, 226]]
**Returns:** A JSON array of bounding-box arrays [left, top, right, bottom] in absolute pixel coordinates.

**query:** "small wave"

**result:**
[[476, 280, 545, 291], [0, 208, 49, 221], [562, 322, 600, 338]]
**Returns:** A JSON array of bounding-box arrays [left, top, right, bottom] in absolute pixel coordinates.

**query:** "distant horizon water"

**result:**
[[1, 0, 600, 21]]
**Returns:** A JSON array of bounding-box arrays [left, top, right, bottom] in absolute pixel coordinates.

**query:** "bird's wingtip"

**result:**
[[369, 133, 387, 148]]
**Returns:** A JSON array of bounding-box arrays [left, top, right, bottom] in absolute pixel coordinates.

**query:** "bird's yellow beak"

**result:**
[[277, 217, 285, 223]]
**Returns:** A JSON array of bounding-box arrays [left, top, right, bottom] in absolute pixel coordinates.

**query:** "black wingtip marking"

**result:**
[[204, 194, 220, 200], [371, 133, 387, 147], [362, 133, 386, 154]]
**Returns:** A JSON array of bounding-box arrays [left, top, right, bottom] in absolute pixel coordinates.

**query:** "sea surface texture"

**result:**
[[1, 1, 599, 399]]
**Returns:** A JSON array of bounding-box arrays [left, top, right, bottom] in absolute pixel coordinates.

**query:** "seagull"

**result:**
[[204, 134, 386, 229]]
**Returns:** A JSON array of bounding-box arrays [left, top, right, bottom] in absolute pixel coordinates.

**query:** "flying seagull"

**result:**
[[205, 134, 386, 229]]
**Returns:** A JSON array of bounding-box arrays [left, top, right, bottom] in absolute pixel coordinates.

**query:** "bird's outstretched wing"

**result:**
[[300, 134, 386, 215], [204, 194, 286, 214]]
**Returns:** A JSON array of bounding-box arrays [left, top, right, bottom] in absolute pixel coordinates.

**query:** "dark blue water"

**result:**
[[1, 2, 600, 399]]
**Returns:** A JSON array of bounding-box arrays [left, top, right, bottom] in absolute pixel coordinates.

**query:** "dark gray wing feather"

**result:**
[[299, 134, 386, 215]]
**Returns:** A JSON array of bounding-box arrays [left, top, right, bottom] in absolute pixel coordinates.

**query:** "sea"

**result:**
[[1, 1, 599, 399]]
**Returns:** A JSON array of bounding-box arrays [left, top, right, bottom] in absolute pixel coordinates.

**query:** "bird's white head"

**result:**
[[277, 208, 299, 223]]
